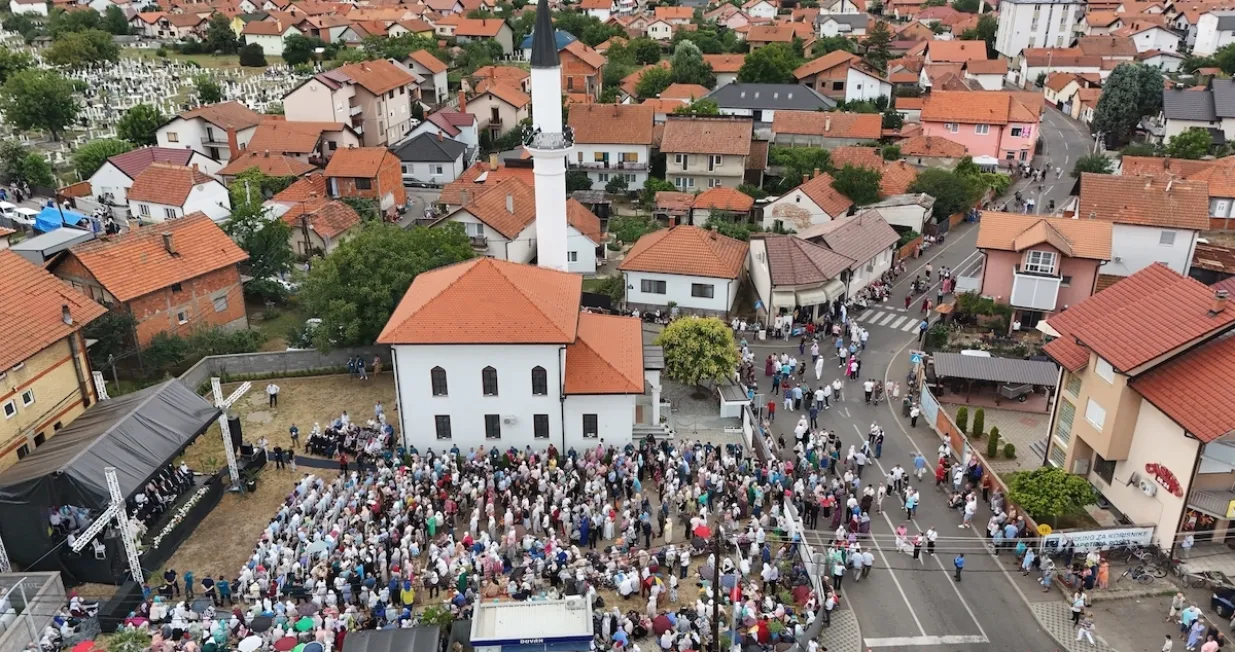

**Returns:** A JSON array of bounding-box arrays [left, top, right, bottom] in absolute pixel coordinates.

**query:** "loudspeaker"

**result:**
[[228, 415, 242, 450]]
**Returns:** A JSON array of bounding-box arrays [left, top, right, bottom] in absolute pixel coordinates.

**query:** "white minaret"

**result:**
[[527, 0, 572, 272]]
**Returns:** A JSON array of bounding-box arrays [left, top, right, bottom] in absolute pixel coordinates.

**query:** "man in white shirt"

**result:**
[[821, 384, 832, 408], [863, 379, 875, 403], [267, 382, 280, 408], [832, 379, 843, 401]]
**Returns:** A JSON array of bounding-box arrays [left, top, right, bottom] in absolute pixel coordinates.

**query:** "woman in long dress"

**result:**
[[814, 356, 824, 381], [663, 517, 673, 544], [604, 513, 616, 541]]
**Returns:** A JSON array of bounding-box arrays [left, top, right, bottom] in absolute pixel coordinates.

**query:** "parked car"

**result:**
[[1211, 586, 1235, 619]]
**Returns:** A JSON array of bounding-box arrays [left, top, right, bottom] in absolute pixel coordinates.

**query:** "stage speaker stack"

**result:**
[[228, 415, 243, 450]]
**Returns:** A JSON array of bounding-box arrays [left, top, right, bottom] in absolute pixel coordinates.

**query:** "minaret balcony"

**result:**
[[523, 125, 575, 151]]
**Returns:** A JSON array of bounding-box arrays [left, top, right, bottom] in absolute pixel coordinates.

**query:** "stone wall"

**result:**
[[178, 346, 392, 393]]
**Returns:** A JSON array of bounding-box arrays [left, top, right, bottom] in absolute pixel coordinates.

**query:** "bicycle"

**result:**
[[1118, 565, 1157, 585]]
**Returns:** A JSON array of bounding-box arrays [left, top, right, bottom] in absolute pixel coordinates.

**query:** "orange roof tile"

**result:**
[[927, 39, 987, 63], [567, 198, 603, 245], [642, 98, 690, 114], [620, 61, 671, 98], [480, 82, 531, 108], [661, 117, 752, 156], [408, 49, 447, 74], [1185, 158, 1235, 198], [830, 146, 883, 170], [693, 186, 754, 212], [273, 174, 328, 202], [452, 177, 536, 239], [771, 111, 882, 140], [746, 23, 796, 42], [378, 257, 582, 344], [1118, 156, 1217, 178], [247, 120, 348, 155], [660, 83, 711, 101], [703, 54, 745, 73], [180, 101, 263, 130], [127, 163, 219, 206], [568, 103, 655, 145], [219, 150, 315, 177], [0, 250, 107, 370], [921, 91, 1040, 125], [324, 147, 395, 179], [966, 59, 1007, 75], [620, 225, 749, 278], [899, 134, 966, 158], [880, 160, 918, 196], [976, 211, 1112, 260], [794, 172, 854, 217], [562, 39, 606, 70], [655, 191, 695, 212], [654, 5, 693, 20], [66, 213, 247, 303], [564, 312, 645, 395], [794, 50, 861, 80], [280, 198, 360, 240], [1133, 330, 1235, 442], [1077, 173, 1209, 231], [333, 59, 416, 95], [454, 17, 505, 36]]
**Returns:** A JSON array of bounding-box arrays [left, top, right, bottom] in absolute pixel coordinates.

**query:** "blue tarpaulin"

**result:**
[[34, 206, 87, 233]]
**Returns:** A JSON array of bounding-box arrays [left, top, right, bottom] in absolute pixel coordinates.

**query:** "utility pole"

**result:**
[[301, 214, 313, 271]]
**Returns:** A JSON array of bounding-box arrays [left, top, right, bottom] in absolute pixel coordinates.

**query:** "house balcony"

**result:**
[[1187, 488, 1235, 519], [1010, 266, 1062, 311], [570, 160, 648, 171], [353, 124, 364, 135], [348, 104, 363, 117], [202, 136, 229, 147], [488, 116, 503, 127], [469, 235, 488, 249]]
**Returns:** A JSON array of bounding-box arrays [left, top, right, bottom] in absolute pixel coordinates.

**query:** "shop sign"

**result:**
[[1040, 527, 1155, 553], [1146, 462, 1184, 497]]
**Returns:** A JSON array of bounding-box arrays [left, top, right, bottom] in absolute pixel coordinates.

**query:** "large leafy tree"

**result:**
[[635, 66, 673, 98], [72, 138, 133, 179], [0, 49, 32, 85], [282, 34, 324, 66], [1008, 466, 1098, 522], [0, 140, 56, 187], [628, 37, 663, 65], [0, 69, 80, 142], [204, 14, 239, 53], [47, 7, 100, 38], [908, 168, 982, 221], [1092, 63, 1164, 146], [301, 223, 475, 349], [812, 36, 855, 57], [1072, 154, 1113, 178], [117, 104, 164, 146], [195, 76, 224, 104], [1166, 127, 1213, 159], [238, 43, 268, 67], [670, 41, 715, 88], [102, 5, 131, 35], [769, 146, 832, 193], [655, 317, 740, 388], [864, 21, 893, 71], [45, 29, 119, 67], [959, 14, 998, 58], [737, 43, 800, 84], [831, 164, 883, 205], [1215, 43, 1235, 75], [673, 98, 720, 116]]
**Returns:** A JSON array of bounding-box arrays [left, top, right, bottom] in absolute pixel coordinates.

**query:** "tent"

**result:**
[[34, 205, 87, 233], [342, 626, 440, 652], [0, 380, 219, 575]]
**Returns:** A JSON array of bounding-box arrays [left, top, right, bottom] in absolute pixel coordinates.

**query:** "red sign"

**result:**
[[1145, 463, 1184, 497]]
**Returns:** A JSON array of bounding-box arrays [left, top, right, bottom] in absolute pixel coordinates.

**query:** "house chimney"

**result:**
[[505, 192, 514, 213], [825, 117, 832, 132], [437, 131, 443, 141], [61, 304, 72, 326], [803, 174, 809, 184], [163, 232, 175, 254], [813, 168, 821, 178], [458, 90, 467, 113], [226, 126, 240, 160], [489, 152, 499, 171], [1212, 289, 1229, 316]]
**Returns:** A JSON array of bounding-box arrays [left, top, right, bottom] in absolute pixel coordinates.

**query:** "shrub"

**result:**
[[955, 406, 969, 434], [238, 43, 267, 67], [986, 426, 1000, 458], [144, 326, 265, 375], [972, 407, 985, 438], [1003, 443, 1016, 458]]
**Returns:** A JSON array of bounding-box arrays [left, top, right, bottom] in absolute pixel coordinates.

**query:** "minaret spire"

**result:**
[[526, 0, 572, 272]]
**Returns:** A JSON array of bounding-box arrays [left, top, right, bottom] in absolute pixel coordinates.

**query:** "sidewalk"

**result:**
[[818, 607, 862, 652]]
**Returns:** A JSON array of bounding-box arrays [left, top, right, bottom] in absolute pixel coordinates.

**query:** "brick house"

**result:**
[[560, 40, 606, 99], [324, 147, 408, 212], [49, 213, 249, 347]]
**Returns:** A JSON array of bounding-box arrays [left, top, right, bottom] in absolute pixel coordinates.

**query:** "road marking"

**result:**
[[878, 312, 898, 326], [889, 316, 909, 330], [901, 319, 920, 332], [865, 635, 988, 647], [866, 310, 887, 323]]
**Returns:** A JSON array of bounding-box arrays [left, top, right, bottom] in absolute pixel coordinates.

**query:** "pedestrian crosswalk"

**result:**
[[855, 308, 925, 332]]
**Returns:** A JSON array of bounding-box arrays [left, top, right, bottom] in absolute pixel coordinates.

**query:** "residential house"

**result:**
[[217, 150, 315, 183], [761, 171, 853, 231], [893, 96, 923, 123], [771, 111, 881, 147], [407, 50, 450, 104], [793, 51, 891, 103], [245, 120, 362, 165], [166, 13, 208, 38], [1077, 34, 1139, 61], [745, 24, 799, 50], [704, 54, 745, 87], [1136, 49, 1184, 72], [156, 101, 263, 163], [407, 109, 479, 164], [818, 0, 864, 13], [1077, 173, 1208, 286], [1194, 11, 1235, 56], [283, 59, 420, 147], [862, 193, 935, 233], [976, 211, 1113, 328], [1042, 71, 1102, 111], [705, 83, 836, 125], [743, 0, 777, 20], [899, 134, 968, 168], [50, 213, 248, 347], [1160, 80, 1235, 145], [815, 12, 870, 37], [654, 5, 693, 24], [387, 19, 437, 38], [392, 132, 469, 185], [1074, 87, 1103, 124], [646, 18, 674, 40], [455, 18, 513, 53], [280, 197, 362, 255], [467, 83, 531, 138], [1122, 23, 1181, 53], [642, 99, 689, 123], [748, 234, 853, 322], [1017, 48, 1102, 88], [1083, 11, 1123, 35], [920, 91, 1042, 163], [794, 209, 899, 297], [1041, 264, 1235, 552], [1121, 155, 1235, 220], [0, 251, 106, 471], [706, 5, 750, 30], [617, 62, 669, 101], [925, 39, 988, 64], [378, 258, 654, 449], [580, 0, 614, 21], [994, 0, 1085, 57], [470, 65, 531, 95], [9, 0, 50, 16], [828, 146, 918, 197], [560, 40, 606, 99], [87, 147, 222, 213], [323, 146, 408, 212], [965, 59, 1009, 91], [660, 116, 753, 191], [619, 225, 749, 315], [241, 19, 300, 55], [567, 103, 655, 190], [435, 13, 461, 37], [127, 163, 231, 224], [690, 186, 754, 225], [661, 83, 712, 103], [132, 11, 172, 37]]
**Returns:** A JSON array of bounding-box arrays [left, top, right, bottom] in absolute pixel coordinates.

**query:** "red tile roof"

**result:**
[[273, 174, 328, 202], [927, 39, 987, 63], [568, 103, 655, 145], [703, 54, 745, 73], [66, 213, 247, 303], [247, 120, 348, 155], [0, 250, 107, 370], [692, 186, 754, 212], [661, 117, 753, 156], [619, 224, 749, 279], [408, 49, 447, 74], [1134, 330, 1235, 442], [280, 198, 361, 239], [747, 23, 797, 42], [566, 198, 603, 245], [454, 17, 506, 37], [451, 177, 536, 239], [564, 312, 645, 394], [1077, 173, 1209, 231], [759, 234, 853, 286], [796, 172, 854, 217], [770, 111, 882, 139], [899, 135, 966, 158], [219, 150, 316, 177], [333, 59, 416, 95], [180, 101, 263, 130], [660, 83, 711, 101], [127, 163, 219, 206], [324, 147, 396, 179], [104, 147, 200, 180]]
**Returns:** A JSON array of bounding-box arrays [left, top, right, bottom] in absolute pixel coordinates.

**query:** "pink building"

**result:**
[[920, 91, 1044, 164], [975, 211, 1113, 330]]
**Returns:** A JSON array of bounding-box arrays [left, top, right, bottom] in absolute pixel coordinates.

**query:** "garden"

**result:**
[[924, 292, 1046, 358]]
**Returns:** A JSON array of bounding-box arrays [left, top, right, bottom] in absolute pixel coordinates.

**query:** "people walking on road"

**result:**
[[910, 404, 921, 427], [1076, 612, 1096, 646], [863, 378, 874, 403], [1169, 592, 1187, 622], [1071, 591, 1087, 625], [953, 554, 965, 581], [926, 527, 937, 555]]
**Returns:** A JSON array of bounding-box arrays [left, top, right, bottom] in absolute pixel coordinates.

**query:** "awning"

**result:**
[[772, 290, 796, 311], [931, 352, 1059, 385], [797, 279, 845, 306]]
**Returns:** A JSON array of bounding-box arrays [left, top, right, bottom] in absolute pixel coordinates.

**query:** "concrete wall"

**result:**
[[623, 270, 740, 314], [177, 345, 392, 392], [1101, 223, 1197, 278]]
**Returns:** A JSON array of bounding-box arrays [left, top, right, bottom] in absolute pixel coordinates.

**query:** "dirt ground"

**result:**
[[162, 374, 395, 580]]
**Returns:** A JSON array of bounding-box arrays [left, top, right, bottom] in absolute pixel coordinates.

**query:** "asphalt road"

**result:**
[[1011, 107, 1094, 217], [748, 223, 1059, 652]]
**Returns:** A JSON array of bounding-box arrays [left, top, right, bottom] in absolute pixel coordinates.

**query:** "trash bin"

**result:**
[[902, 398, 911, 417]]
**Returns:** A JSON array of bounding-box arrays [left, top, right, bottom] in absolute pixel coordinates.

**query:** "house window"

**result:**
[[1094, 454, 1116, 484], [433, 165, 444, 175], [534, 414, 550, 439], [484, 414, 501, 439], [16, 444, 29, 460], [1159, 230, 1176, 245], [594, 152, 606, 162], [482, 366, 499, 396], [831, 81, 844, 91], [1094, 357, 1114, 383], [622, 152, 638, 163], [213, 295, 228, 312], [674, 154, 684, 165], [1023, 250, 1057, 275], [355, 178, 372, 190], [945, 122, 959, 133], [691, 283, 715, 298], [171, 283, 183, 292], [431, 366, 448, 395], [531, 366, 548, 396], [641, 279, 667, 294], [598, 173, 610, 182], [708, 178, 721, 188], [686, 177, 695, 188], [568, 251, 579, 262], [1056, 398, 1075, 443], [2, 399, 15, 419], [34, 432, 45, 446], [975, 124, 990, 135], [164, 208, 177, 220], [1085, 398, 1106, 430], [140, 204, 151, 217], [1061, 275, 1072, 286], [167, 132, 179, 143], [21, 389, 34, 407], [434, 415, 452, 439], [709, 155, 722, 170], [1011, 126, 1024, 137], [176, 311, 188, 324], [1065, 373, 1081, 396], [582, 413, 599, 438]]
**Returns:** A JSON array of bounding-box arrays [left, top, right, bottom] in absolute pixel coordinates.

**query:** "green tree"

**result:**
[[971, 407, 985, 437], [282, 34, 323, 66], [959, 14, 998, 58], [1092, 63, 1164, 146], [238, 43, 268, 67], [655, 317, 740, 388], [103, 5, 131, 34], [45, 29, 120, 67], [673, 98, 721, 115], [592, 275, 626, 303], [952, 0, 979, 11], [831, 164, 883, 205], [1182, 53, 1217, 75], [117, 104, 165, 146], [47, 7, 100, 38], [705, 212, 761, 240], [1216, 43, 1235, 75], [1121, 142, 1161, 157], [737, 43, 800, 84], [203, 14, 239, 53], [1166, 127, 1213, 159], [195, 76, 224, 104], [1008, 466, 1098, 522], [20, 153, 56, 187], [2, 13, 42, 43], [635, 65, 674, 98], [0, 49, 33, 85], [301, 223, 474, 349], [882, 108, 904, 130], [342, 197, 380, 222], [83, 312, 139, 371], [769, 145, 832, 193], [566, 170, 593, 192], [882, 144, 901, 160], [609, 214, 661, 243], [605, 175, 629, 194], [72, 138, 133, 179], [640, 177, 676, 206], [1072, 153, 1114, 178], [955, 406, 969, 434], [225, 178, 295, 279], [864, 21, 893, 71], [670, 41, 715, 87], [812, 36, 855, 56], [0, 69, 80, 142], [909, 168, 981, 221], [673, 28, 739, 55], [454, 39, 504, 75], [629, 37, 663, 65]]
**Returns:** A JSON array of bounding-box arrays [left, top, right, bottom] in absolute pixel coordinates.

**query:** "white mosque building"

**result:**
[[378, 2, 663, 450]]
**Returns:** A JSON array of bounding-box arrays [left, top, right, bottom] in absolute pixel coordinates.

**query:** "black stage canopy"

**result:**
[[343, 626, 441, 652]]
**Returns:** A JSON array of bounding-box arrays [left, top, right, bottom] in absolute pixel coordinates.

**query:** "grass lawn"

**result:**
[[581, 277, 610, 293], [122, 48, 285, 69], [247, 298, 311, 352]]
